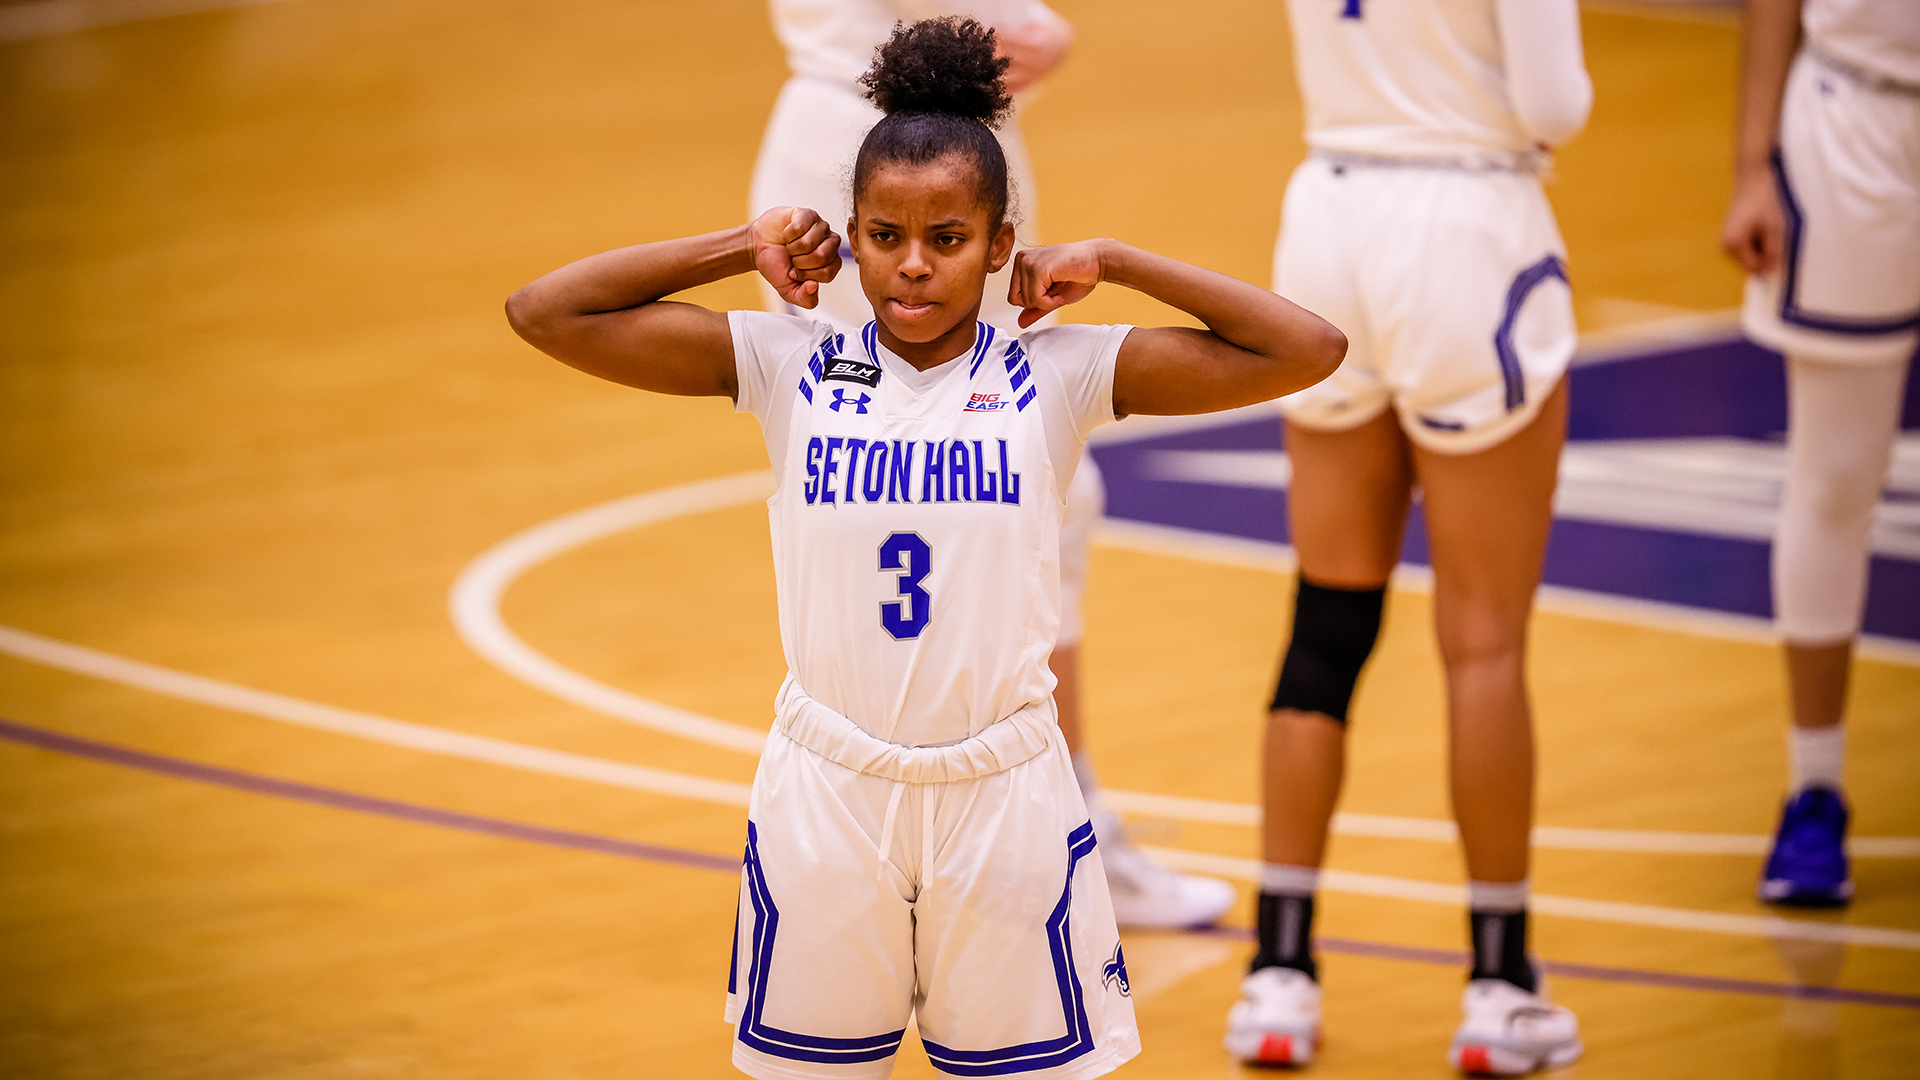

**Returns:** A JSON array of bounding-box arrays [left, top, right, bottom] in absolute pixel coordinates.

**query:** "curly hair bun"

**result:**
[[860, 17, 1013, 128]]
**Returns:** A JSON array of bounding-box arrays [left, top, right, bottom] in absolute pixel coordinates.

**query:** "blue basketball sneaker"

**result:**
[[1760, 786, 1853, 907]]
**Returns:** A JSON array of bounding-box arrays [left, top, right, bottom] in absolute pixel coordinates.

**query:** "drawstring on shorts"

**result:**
[[876, 781, 907, 883]]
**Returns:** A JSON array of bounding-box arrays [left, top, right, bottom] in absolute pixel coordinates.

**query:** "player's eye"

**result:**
[[936, 233, 964, 247]]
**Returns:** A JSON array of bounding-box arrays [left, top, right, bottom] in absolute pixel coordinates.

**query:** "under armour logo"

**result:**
[[1103, 943, 1130, 996], [829, 389, 871, 414]]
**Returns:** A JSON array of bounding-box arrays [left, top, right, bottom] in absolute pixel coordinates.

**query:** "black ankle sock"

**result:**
[[1252, 892, 1318, 980], [1468, 908, 1536, 992]]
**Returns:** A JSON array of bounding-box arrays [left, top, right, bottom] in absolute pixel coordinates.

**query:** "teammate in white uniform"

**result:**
[[753, 0, 1236, 929], [1223, 1, 1592, 1074], [507, 19, 1346, 1079], [1722, 0, 1918, 911]]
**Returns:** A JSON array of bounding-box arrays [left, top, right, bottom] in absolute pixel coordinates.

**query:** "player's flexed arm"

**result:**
[[1007, 239, 1347, 415], [504, 207, 842, 399]]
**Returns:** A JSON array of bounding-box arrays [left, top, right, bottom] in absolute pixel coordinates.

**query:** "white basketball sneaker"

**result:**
[[1224, 966, 1323, 1066], [1448, 976, 1583, 1075], [1096, 823, 1236, 929]]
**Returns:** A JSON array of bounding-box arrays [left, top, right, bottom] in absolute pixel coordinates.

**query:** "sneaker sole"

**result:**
[[1759, 879, 1854, 907], [1450, 1038, 1582, 1076], [1225, 1028, 1319, 1066]]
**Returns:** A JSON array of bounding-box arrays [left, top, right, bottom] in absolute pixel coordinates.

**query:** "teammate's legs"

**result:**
[[1226, 409, 1410, 1067], [1411, 379, 1566, 892], [1411, 379, 1580, 1076], [1762, 353, 1909, 905], [1263, 409, 1414, 872]]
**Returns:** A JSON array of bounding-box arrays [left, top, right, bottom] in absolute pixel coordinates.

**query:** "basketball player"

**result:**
[[1221, 0, 1592, 1074], [507, 19, 1346, 1079], [1720, 0, 1917, 910], [753, 0, 1237, 928]]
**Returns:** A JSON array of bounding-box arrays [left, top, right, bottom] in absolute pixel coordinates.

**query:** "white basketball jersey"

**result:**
[[1804, 0, 1920, 85], [1284, 0, 1533, 158], [770, 0, 1059, 86], [730, 310, 1126, 747]]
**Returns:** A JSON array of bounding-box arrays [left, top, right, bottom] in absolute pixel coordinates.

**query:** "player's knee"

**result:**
[[1791, 467, 1884, 531], [1269, 578, 1387, 725], [1434, 607, 1526, 672]]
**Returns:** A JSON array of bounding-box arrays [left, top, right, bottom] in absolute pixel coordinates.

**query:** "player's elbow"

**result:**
[[505, 283, 557, 349], [1515, 72, 1593, 148], [1294, 321, 1347, 390]]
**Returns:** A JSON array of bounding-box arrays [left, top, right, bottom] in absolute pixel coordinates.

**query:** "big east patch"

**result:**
[[822, 358, 882, 388]]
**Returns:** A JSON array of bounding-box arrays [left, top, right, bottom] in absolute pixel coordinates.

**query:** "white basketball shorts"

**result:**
[[1057, 456, 1105, 649], [750, 76, 1042, 333], [725, 684, 1140, 1080], [1272, 155, 1577, 454], [1742, 48, 1920, 366]]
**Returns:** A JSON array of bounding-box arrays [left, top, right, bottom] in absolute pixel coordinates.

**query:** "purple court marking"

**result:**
[[5, 716, 1917, 1012], [1090, 338, 1920, 641], [1183, 926, 1920, 1011], [0, 717, 736, 873]]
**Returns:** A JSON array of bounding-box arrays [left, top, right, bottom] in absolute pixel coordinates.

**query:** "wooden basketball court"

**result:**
[[1, 1, 1915, 1076]]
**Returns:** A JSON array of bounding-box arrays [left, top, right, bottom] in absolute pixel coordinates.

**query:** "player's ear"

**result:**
[[987, 221, 1017, 274], [846, 216, 859, 257]]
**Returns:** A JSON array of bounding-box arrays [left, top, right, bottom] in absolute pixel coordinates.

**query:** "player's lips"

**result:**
[[888, 298, 938, 319]]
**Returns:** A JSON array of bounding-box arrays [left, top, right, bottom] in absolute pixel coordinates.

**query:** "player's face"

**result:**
[[850, 156, 1016, 365]]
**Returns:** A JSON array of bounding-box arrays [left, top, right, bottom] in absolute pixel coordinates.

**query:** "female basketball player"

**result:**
[[752, 0, 1236, 930], [1223, 0, 1593, 1075], [1721, 0, 1916, 911], [507, 20, 1344, 1080]]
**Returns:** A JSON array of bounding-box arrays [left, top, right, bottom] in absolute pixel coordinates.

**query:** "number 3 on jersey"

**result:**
[[879, 532, 932, 639]]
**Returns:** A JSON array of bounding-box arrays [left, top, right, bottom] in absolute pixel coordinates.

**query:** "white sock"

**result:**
[[1789, 725, 1846, 794], [1468, 878, 1530, 914], [1260, 862, 1321, 896]]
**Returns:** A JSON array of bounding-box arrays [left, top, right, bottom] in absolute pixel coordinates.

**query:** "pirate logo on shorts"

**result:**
[[1103, 943, 1130, 997]]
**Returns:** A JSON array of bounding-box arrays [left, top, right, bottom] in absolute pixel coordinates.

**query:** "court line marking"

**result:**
[[0, 716, 737, 871], [447, 471, 775, 755], [2, 624, 1916, 951], [6, 713, 1918, 1008], [0, 0, 287, 42], [0, 624, 753, 807], [1145, 847, 1920, 953], [444, 471, 1920, 857]]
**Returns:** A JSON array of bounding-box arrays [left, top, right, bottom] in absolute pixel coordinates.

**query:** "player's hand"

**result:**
[[995, 10, 1073, 95], [1721, 167, 1786, 276], [748, 206, 842, 309], [1008, 240, 1105, 328]]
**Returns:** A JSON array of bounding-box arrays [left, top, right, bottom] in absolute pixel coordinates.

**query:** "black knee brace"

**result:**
[[1268, 578, 1386, 724]]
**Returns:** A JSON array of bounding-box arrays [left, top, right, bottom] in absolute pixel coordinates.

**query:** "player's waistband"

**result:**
[[773, 676, 1057, 783], [1310, 148, 1548, 176], [1803, 43, 1920, 99]]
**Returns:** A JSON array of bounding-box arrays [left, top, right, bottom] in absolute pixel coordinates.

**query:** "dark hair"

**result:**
[[853, 17, 1014, 227]]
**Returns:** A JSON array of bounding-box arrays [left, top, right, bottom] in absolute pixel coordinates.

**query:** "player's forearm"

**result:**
[[506, 226, 753, 345], [1097, 240, 1347, 381], [1734, 0, 1805, 181]]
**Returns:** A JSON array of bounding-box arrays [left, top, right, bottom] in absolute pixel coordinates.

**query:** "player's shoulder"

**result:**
[[731, 309, 845, 359]]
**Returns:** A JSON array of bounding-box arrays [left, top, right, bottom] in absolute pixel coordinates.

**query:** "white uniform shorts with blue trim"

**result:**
[[1742, 48, 1920, 366], [1272, 155, 1577, 454], [725, 684, 1140, 1080]]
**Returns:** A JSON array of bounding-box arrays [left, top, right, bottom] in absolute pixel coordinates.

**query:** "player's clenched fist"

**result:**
[[1008, 239, 1108, 328], [749, 205, 842, 309]]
